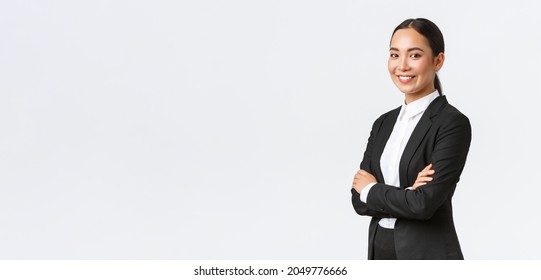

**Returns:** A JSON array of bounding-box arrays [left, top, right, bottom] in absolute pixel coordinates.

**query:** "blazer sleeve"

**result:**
[[351, 115, 392, 218], [365, 113, 471, 221]]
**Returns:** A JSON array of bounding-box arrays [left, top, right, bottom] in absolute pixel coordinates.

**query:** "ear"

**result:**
[[434, 52, 445, 71]]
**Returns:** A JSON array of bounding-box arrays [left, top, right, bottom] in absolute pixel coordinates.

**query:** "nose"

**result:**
[[398, 57, 410, 71]]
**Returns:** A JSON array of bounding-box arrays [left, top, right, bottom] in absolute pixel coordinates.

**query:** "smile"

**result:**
[[398, 75, 415, 83]]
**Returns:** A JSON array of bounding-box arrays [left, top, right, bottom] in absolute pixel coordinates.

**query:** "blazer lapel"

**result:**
[[372, 107, 400, 183], [398, 96, 448, 188]]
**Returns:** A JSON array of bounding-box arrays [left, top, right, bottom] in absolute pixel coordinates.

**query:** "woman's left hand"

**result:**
[[352, 169, 377, 193], [411, 163, 435, 190]]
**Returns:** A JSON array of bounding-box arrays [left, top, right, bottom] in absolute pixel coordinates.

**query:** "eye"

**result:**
[[410, 53, 422, 59], [390, 53, 399, 59]]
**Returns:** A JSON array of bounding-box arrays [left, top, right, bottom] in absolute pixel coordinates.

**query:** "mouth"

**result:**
[[397, 75, 415, 83]]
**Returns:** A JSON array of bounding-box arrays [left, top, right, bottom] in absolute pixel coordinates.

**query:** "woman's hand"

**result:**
[[352, 169, 377, 193], [411, 163, 435, 190]]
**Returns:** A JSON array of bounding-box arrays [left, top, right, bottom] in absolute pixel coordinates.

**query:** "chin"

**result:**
[[394, 85, 416, 94]]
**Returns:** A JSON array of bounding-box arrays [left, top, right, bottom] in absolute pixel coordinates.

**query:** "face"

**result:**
[[388, 28, 444, 102]]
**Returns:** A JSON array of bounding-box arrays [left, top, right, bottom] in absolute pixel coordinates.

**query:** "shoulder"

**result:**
[[432, 101, 472, 140], [438, 102, 471, 128], [373, 106, 401, 127], [367, 106, 400, 135]]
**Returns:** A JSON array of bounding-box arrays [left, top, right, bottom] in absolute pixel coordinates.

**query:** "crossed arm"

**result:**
[[350, 164, 435, 220], [351, 114, 471, 220], [352, 163, 434, 194]]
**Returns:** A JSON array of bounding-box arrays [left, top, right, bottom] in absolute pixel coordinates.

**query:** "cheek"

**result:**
[[387, 60, 395, 74], [413, 60, 432, 75]]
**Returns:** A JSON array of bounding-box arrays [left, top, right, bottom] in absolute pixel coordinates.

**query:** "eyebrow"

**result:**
[[389, 47, 425, 52]]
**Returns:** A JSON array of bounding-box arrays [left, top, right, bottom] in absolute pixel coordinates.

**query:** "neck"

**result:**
[[404, 87, 436, 105]]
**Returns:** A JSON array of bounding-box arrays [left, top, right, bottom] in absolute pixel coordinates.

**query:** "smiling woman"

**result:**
[[350, 18, 472, 260], [388, 21, 445, 103]]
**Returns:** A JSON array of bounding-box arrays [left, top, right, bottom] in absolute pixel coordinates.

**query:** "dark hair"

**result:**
[[391, 18, 445, 95]]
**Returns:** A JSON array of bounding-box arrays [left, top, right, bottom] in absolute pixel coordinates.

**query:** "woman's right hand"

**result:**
[[411, 163, 435, 190]]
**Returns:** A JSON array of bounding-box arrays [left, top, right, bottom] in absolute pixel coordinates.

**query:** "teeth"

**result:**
[[398, 76, 413, 81]]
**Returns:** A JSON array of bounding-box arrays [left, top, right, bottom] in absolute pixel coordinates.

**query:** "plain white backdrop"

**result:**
[[1, 0, 540, 259]]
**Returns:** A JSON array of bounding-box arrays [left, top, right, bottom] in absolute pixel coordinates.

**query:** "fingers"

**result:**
[[417, 176, 433, 183], [422, 163, 433, 172], [420, 164, 434, 176], [352, 169, 375, 192], [411, 175, 433, 189], [418, 164, 435, 177], [352, 170, 367, 185], [411, 182, 426, 189], [411, 164, 436, 190], [352, 172, 360, 188], [353, 169, 371, 182], [357, 169, 369, 176]]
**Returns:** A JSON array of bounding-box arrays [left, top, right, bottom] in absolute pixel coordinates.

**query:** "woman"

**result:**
[[350, 18, 471, 260]]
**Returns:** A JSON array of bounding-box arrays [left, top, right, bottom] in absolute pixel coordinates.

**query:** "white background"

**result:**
[[1, 0, 540, 259]]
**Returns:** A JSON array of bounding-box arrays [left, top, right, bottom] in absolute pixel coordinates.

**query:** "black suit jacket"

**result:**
[[351, 96, 471, 260]]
